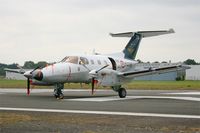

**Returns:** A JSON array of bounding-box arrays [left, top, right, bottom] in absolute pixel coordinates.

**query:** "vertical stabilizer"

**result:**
[[123, 33, 142, 60]]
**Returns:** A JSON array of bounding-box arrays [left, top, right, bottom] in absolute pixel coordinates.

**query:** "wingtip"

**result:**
[[169, 28, 175, 33]]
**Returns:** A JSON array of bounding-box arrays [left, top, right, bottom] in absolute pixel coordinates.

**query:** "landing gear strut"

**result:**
[[54, 83, 64, 99], [112, 86, 127, 98]]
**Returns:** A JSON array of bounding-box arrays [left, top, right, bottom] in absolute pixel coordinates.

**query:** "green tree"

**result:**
[[36, 61, 48, 68], [0, 63, 18, 76], [0, 63, 7, 76], [23, 61, 35, 69], [183, 59, 198, 65]]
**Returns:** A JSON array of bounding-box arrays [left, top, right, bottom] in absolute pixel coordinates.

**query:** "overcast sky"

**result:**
[[0, 0, 200, 65]]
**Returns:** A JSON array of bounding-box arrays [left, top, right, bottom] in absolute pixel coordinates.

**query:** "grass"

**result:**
[[126, 80, 200, 90], [0, 78, 200, 90], [0, 112, 33, 125], [1, 112, 200, 133]]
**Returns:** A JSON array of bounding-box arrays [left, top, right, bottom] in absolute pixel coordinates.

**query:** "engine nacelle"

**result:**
[[30, 79, 53, 86], [96, 69, 121, 86]]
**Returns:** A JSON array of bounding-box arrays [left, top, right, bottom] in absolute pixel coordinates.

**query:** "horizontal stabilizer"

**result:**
[[110, 28, 175, 38]]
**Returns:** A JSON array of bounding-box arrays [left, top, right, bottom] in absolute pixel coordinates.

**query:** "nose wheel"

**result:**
[[54, 83, 64, 99]]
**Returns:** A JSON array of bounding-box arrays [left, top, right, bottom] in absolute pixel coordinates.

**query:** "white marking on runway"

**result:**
[[164, 92, 200, 95], [0, 89, 112, 93], [65, 96, 200, 102], [0, 107, 199, 119]]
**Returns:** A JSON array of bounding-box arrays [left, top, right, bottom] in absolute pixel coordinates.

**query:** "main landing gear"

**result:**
[[54, 83, 64, 99], [112, 86, 127, 98]]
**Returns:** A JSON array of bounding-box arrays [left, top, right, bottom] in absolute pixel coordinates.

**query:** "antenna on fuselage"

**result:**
[[92, 49, 101, 55]]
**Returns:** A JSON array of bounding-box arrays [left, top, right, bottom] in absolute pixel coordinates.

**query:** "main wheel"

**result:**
[[54, 83, 64, 99], [54, 93, 64, 99], [59, 93, 64, 99], [118, 88, 126, 98]]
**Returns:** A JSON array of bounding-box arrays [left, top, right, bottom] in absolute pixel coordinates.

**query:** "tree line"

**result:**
[[0, 59, 199, 76], [0, 61, 48, 76]]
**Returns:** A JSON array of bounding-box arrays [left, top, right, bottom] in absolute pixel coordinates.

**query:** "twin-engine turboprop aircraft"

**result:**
[[22, 28, 183, 99]]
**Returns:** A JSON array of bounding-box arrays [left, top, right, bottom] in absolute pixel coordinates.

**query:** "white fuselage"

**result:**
[[36, 55, 137, 85]]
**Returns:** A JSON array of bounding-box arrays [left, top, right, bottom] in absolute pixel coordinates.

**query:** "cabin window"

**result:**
[[79, 57, 89, 65], [90, 59, 94, 65], [104, 60, 108, 65], [61, 56, 78, 64], [97, 60, 101, 65]]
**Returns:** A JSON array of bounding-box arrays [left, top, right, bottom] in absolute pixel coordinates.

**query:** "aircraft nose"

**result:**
[[33, 70, 43, 81]]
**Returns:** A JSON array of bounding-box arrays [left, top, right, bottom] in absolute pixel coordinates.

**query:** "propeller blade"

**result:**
[[91, 77, 95, 95], [30, 66, 40, 74], [27, 78, 30, 95], [96, 64, 109, 73]]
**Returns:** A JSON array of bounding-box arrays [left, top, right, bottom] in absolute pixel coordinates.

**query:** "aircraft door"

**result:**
[[108, 57, 116, 70]]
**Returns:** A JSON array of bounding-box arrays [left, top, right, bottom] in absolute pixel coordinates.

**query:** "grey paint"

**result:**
[[186, 65, 200, 80]]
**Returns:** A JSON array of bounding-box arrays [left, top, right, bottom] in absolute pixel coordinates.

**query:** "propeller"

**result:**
[[24, 66, 41, 95], [30, 66, 40, 74], [89, 65, 109, 95], [27, 77, 30, 95], [96, 64, 109, 73], [91, 77, 95, 94]]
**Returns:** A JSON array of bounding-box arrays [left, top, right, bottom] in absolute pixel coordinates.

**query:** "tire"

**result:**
[[59, 93, 64, 99], [118, 88, 126, 98], [54, 94, 59, 99], [54, 90, 64, 99]]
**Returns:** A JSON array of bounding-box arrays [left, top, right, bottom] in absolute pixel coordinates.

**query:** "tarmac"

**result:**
[[0, 89, 200, 133]]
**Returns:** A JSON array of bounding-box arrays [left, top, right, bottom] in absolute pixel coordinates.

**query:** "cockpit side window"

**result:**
[[61, 56, 78, 64], [79, 57, 89, 65]]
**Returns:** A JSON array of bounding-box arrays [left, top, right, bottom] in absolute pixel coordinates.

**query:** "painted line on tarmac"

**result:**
[[0, 89, 112, 93], [65, 96, 200, 102], [0, 107, 200, 119], [164, 92, 200, 95]]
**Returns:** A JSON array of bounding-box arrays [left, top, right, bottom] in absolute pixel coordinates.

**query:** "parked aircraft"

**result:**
[[21, 29, 183, 99]]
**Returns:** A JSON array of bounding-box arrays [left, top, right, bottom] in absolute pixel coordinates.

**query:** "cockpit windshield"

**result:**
[[61, 56, 78, 64]]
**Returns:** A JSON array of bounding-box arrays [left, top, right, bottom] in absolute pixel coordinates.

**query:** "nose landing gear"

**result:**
[[54, 83, 64, 99]]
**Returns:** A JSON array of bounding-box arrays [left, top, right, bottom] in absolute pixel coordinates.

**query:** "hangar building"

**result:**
[[4, 68, 29, 80], [185, 65, 200, 80]]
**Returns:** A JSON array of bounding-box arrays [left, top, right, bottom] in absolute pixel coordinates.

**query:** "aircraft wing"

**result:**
[[91, 64, 190, 87], [118, 65, 189, 78], [4, 68, 31, 74]]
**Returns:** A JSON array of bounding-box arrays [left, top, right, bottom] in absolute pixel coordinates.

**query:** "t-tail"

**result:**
[[110, 28, 175, 60]]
